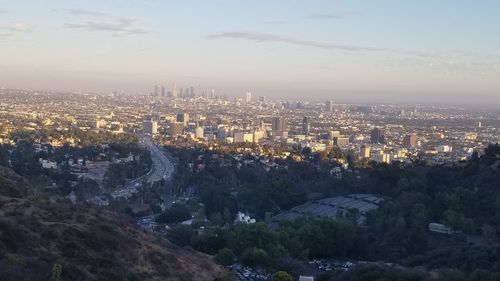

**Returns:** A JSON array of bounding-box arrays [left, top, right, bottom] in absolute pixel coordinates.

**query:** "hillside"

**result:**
[[0, 168, 227, 281]]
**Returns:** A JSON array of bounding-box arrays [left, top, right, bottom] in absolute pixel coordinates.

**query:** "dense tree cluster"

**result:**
[[155, 203, 192, 224], [166, 144, 500, 279], [173, 218, 363, 272]]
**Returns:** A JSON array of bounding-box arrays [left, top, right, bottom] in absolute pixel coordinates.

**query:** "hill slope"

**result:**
[[0, 168, 226, 281]]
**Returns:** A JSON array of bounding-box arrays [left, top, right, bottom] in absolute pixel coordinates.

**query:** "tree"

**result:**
[[272, 271, 293, 281], [51, 263, 63, 281], [214, 248, 235, 266], [167, 225, 194, 246], [156, 203, 191, 224], [240, 247, 269, 267]]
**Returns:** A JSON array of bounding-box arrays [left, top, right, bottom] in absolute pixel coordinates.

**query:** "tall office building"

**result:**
[[325, 100, 333, 112], [272, 117, 287, 136], [195, 127, 204, 139], [253, 129, 265, 143], [171, 83, 178, 98], [151, 113, 161, 122], [234, 131, 254, 143], [245, 92, 252, 103], [372, 150, 391, 164], [302, 116, 310, 134], [327, 131, 340, 140], [403, 133, 417, 147], [153, 85, 160, 97], [333, 137, 350, 147], [370, 127, 385, 144], [176, 112, 189, 126], [190, 86, 195, 97], [143, 120, 158, 135], [361, 145, 371, 158], [170, 122, 184, 137]]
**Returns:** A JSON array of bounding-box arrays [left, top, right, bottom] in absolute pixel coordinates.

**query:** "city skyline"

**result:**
[[0, 0, 499, 105]]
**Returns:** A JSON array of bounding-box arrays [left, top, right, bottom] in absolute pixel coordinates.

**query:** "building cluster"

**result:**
[[0, 87, 498, 166]]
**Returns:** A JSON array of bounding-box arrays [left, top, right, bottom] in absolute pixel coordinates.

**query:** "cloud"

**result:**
[[64, 19, 148, 35], [67, 9, 108, 17], [265, 20, 288, 25], [2, 22, 34, 32], [306, 12, 352, 20], [64, 9, 149, 36], [207, 31, 500, 76], [0, 22, 34, 43], [207, 31, 386, 52], [0, 33, 14, 44]]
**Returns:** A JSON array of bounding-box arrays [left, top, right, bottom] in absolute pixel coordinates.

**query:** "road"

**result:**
[[110, 134, 174, 200], [140, 134, 174, 183]]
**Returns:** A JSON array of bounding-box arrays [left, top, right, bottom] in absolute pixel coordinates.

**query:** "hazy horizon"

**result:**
[[1, 0, 499, 105]]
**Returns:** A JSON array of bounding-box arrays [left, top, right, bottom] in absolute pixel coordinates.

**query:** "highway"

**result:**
[[110, 134, 174, 200]]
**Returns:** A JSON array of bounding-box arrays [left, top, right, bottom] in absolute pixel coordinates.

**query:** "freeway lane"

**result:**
[[140, 134, 174, 183], [110, 134, 174, 200]]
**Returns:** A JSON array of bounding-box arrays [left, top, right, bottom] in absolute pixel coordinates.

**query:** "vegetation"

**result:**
[[165, 144, 500, 279], [214, 248, 236, 266], [272, 271, 293, 281], [51, 263, 63, 281], [156, 203, 192, 224], [0, 175, 226, 281], [0, 136, 151, 199]]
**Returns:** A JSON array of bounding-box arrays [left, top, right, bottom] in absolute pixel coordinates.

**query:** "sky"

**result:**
[[0, 0, 499, 105]]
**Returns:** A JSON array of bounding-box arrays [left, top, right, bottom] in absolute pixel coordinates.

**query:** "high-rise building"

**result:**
[[325, 100, 333, 112], [253, 130, 265, 143], [234, 131, 254, 143], [170, 122, 184, 137], [151, 113, 161, 122], [176, 112, 189, 126], [333, 137, 350, 147], [272, 117, 287, 136], [327, 131, 340, 140], [190, 86, 195, 97], [143, 120, 158, 135], [245, 92, 252, 103], [302, 116, 310, 134], [171, 83, 178, 98], [195, 127, 204, 139], [372, 150, 391, 164], [153, 85, 160, 97], [403, 133, 417, 147], [361, 145, 371, 158], [371, 127, 385, 144], [218, 127, 230, 139]]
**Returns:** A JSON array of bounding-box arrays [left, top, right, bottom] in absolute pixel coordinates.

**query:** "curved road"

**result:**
[[110, 134, 174, 200]]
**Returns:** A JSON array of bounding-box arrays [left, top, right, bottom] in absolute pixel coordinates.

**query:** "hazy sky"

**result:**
[[0, 0, 499, 104]]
